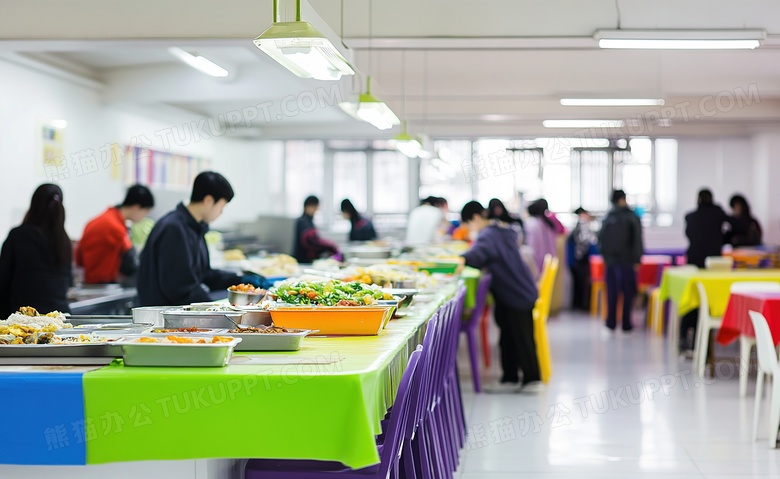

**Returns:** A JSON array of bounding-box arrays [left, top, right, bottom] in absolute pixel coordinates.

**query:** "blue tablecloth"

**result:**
[[0, 371, 87, 465]]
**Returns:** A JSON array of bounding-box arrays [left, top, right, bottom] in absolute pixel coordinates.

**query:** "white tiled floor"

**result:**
[[455, 310, 780, 478]]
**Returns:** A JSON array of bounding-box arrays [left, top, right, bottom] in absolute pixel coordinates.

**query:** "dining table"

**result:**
[[717, 291, 780, 346]]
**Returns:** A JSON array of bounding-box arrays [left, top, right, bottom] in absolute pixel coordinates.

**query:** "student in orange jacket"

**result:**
[[75, 185, 154, 284]]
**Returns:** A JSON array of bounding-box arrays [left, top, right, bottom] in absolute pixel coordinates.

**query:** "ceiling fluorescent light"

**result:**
[[339, 77, 399, 130], [389, 122, 422, 158], [543, 120, 625, 128], [595, 29, 765, 50], [168, 47, 229, 78], [561, 99, 665, 107], [254, 0, 355, 81]]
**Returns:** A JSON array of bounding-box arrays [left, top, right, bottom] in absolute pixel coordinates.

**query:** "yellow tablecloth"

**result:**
[[658, 268, 780, 317]]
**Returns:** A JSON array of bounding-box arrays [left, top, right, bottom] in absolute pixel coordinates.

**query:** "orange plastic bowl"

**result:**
[[269, 306, 394, 336]]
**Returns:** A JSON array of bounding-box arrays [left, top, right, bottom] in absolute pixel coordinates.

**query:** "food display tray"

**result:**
[[223, 329, 313, 351], [0, 342, 119, 358], [270, 306, 393, 336], [115, 336, 242, 367], [162, 310, 244, 329]]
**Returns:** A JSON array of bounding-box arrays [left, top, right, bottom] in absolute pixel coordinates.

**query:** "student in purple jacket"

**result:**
[[460, 201, 543, 394]]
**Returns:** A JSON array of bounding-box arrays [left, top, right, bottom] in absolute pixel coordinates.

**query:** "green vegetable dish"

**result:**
[[271, 280, 394, 306]]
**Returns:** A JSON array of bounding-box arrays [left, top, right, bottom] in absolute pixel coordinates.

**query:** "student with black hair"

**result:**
[[76, 184, 154, 284], [341, 199, 377, 242], [293, 195, 340, 263], [525, 199, 558, 273], [684, 189, 729, 268], [598, 190, 644, 333], [138, 172, 256, 306], [405, 196, 445, 245], [726, 194, 762, 247], [0, 184, 72, 316], [460, 201, 542, 393]]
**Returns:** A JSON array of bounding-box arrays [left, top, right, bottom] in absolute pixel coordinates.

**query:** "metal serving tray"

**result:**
[[221, 328, 312, 351], [116, 335, 242, 367], [0, 341, 119, 358], [162, 310, 244, 329]]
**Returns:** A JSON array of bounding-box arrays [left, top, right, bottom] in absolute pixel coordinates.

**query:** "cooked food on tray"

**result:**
[[227, 326, 293, 334], [0, 326, 107, 345], [1, 308, 72, 330], [134, 336, 234, 344], [247, 254, 299, 278], [270, 280, 393, 306], [228, 284, 265, 294], [153, 327, 215, 333]]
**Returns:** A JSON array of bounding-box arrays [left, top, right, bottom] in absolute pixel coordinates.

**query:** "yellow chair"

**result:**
[[646, 288, 664, 336], [534, 254, 558, 384]]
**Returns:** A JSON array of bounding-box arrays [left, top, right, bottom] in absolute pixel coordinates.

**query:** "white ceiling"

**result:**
[[2, 0, 780, 138]]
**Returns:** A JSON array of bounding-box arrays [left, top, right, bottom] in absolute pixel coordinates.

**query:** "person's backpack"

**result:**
[[600, 212, 632, 258]]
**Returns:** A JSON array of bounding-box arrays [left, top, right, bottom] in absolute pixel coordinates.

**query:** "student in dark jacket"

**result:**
[[726, 194, 762, 248], [341, 199, 377, 242], [598, 190, 644, 333], [684, 189, 729, 268], [0, 184, 72, 316], [138, 172, 256, 306], [460, 201, 542, 394], [293, 196, 339, 263]]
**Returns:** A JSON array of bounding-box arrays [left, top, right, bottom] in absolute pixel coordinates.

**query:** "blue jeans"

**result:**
[[605, 264, 637, 331]]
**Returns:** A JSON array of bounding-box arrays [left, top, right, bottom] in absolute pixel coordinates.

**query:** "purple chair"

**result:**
[[459, 274, 492, 393], [246, 346, 424, 479]]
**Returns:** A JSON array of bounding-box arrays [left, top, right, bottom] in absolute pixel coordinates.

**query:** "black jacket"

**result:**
[[293, 214, 338, 263], [598, 206, 644, 266], [349, 218, 377, 242], [0, 224, 72, 316], [138, 203, 240, 306], [685, 203, 729, 268], [726, 216, 762, 248]]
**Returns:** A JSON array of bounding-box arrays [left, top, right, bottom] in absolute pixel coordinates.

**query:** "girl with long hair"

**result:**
[[341, 199, 377, 242], [0, 184, 72, 316]]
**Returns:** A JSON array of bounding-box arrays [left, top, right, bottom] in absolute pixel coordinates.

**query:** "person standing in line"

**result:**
[[726, 194, 762, 247], [405, 196, 445, 245], [75, 184, 155, 284], [460, 201, 542, 394], [598, 190, 644, 333], [293, 195, 340, 263], [0, 184, 72, 316], [524, 199, 558, 273], [340, 199, 377, 242], [568, 207, 598, 311], [137, 172, 260, 306]]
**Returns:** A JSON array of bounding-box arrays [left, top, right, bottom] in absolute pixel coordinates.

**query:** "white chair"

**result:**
[[693, 282, 722, 376], [747, 311, 780, 447], [731, 281, 780, 397], [705, 256, 734, 271]]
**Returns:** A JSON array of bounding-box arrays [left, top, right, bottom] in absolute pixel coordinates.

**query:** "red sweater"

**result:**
[[75, 207, 132, 283]]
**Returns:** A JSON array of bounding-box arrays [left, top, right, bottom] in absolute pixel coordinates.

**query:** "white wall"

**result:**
[[750, 132, 780, 245], [0, 57, 285, 242]]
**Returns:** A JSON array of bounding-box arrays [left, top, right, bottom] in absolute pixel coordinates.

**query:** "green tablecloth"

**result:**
[[82, 283, 456, 468], [658, 267, 780, 317]]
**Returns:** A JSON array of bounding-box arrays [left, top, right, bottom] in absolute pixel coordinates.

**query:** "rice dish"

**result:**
[[0, 312, 72, 330]]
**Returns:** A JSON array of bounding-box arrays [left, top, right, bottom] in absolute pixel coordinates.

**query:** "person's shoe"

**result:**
[[621, 328, 634, 336], [483, 381, 522, 394], [520, 381, 546, 394], [679, 349, 694, 360], [601, 327, 616, 339]]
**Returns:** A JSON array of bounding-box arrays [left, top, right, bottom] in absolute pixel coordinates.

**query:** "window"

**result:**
[[420, 140, 472, 212], [285, 141, 324, 217], [373, 151, 409, 214]]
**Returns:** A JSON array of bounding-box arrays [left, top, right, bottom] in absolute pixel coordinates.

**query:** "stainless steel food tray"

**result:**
[[116, 336, 242, 367], [222, 329, 312, 351], [162, 310, 244, 329]]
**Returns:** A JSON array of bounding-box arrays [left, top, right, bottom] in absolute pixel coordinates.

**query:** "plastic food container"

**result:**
[[270, 306, 394, 335], [116, 336, 242, 367], [223, 328, 313, 351]]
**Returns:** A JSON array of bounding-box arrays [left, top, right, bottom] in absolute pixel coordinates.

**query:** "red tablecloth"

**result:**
[[717, 291, 780, 346], [638, 255, 673, 287]]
